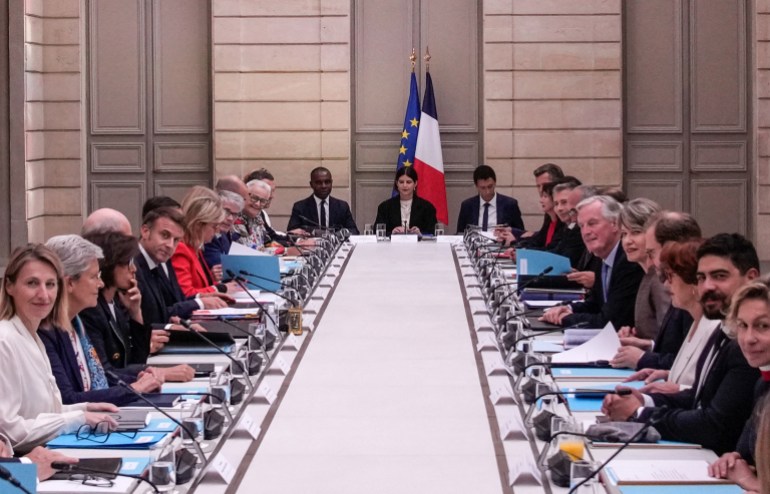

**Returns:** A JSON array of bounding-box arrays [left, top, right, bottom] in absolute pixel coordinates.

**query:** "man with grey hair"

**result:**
[[81, 208, 132, 236], [541, 195, 644, 329], [203, 189, 245, 280]]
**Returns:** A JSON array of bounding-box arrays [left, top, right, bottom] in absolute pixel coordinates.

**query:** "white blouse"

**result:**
[[0, 316, 87, 452], [668, 315, 721, 388], [399, 199, 413, 227]]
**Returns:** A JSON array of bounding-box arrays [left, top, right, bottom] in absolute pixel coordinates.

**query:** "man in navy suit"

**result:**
[[455, 165, 525, 234], [287, 167, 359, 234]]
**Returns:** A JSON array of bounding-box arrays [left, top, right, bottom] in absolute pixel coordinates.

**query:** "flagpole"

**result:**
[[410, 47, 416, 72], [424, 46, 430, 71]]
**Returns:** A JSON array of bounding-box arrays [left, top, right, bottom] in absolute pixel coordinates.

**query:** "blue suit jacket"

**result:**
[[455, 193, 524, 234], [202, 231, 239, 268], [287, 195, 359, 234], [39, 326, 137, 406]]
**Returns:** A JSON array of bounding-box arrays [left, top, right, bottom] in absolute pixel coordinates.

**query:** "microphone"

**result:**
[[178, 319, 253, 391], [232, 269, 304, 336], [233, 269, 298, 308], [51, 462, 160, 493], [515, 266, 554, 295], [566, 407, 668, 494], [216, 315, 275, 353], [104, 369, 206, 461], [0, 465, 33, 494]]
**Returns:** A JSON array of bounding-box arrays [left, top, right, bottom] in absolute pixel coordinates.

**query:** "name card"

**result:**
[[489, 385, 516, 405], [282, 334, 301, 351], [470, 300, 489, 315], [390, 234, 419, 243], [270, 355, 291, 375], [239, 412, 261, 440], [473, 315, 494, 332], [209, 454, 236, 484], [436, 235, 463, 244], [508, 455, 543, 486], [257, 382, 277, 404], [500, 412, 527, 440], [485, 354, 511, 376], [349, 235, 377, 244], [466, 287, 483, 300], [476, 333, 499, 351]]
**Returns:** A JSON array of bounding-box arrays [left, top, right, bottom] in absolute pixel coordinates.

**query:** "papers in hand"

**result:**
[[550, 322, 619, 365]]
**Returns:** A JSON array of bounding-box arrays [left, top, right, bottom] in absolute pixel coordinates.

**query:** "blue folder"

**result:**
[[47, 431, 169, 450], [617, 485, 742, 494], [221, 254, 281, 292], [552, 367, 636, 380], [0, 462, 37, 493], [119, 457, 151, 476], [516, 249, 572, 276], [560, 381, 646, 412]]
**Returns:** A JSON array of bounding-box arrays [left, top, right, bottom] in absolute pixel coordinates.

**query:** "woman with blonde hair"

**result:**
[[171, 187, 238, 297], [0, 244, 117, 453]]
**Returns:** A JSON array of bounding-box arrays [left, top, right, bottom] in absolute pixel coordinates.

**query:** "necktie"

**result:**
[[482, 202, 490, 231], [320, 200, 327, 228], [601, 262, 611, 302]]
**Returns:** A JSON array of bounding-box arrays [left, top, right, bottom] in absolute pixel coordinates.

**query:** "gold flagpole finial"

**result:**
[[424, 46, 431, 71], [410, 48, 417, 71]]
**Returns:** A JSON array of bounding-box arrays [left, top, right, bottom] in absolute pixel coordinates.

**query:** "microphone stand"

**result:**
[[50, 462, 160, 494], [106, 370, 207, 461], [178, 320, 254, 392]]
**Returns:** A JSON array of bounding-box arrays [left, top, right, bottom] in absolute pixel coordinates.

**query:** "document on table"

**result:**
[[604, 459, 730, 485], [550, 322, 618, 364]]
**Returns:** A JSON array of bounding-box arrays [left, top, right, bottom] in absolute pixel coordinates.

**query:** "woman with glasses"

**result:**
[[171, 186, 240, 297], [80, 231, 194, 382], [203, 189, 244, 282], [40, 235, 162, 406], [623, 239, 719, 394], [0, 243, 118, 452]]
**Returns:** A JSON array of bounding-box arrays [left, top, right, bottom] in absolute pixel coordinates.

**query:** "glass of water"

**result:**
[[570, 460, 601, 493], [434, 222, 445, 236], [150, 445, 176, 492], [375, 223, 387, 240], [363, 223, 373, 235]]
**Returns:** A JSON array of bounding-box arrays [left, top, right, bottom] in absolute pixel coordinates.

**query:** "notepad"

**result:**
[[604, 459, 730, 485], [551, 367, 635, 381]]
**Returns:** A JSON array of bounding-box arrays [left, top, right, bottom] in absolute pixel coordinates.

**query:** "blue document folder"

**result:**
[[617, 485, 742, 494], [47, 431, 169, 450], [516, 249, 572, 276], [221, 254, 281, 292], [0, 462, 37, 493], [552, 367, 636, 380]]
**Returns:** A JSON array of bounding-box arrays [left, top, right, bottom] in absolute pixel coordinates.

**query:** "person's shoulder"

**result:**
[[496, 193, 518, 205], [172, 241, 195, 258], [329, 195, 350, 207], [459, 195, 477, 207]]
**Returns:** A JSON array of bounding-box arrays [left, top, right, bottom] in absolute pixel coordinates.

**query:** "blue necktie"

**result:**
[[601, 262, 611, 302], [482, 202, 490, 231]]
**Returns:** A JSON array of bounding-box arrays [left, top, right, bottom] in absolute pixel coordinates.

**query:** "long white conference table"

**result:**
[[231, 242, 508, 494]]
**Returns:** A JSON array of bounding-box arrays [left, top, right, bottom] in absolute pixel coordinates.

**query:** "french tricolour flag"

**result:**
[[414, 72, 448, 225]]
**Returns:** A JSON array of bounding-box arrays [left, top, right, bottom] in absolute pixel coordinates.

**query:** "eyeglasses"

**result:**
[[68, 474, 114, 488], [223, 208, 239, 218], [75, 421, 137, 444], [249, 195, 269, 205]]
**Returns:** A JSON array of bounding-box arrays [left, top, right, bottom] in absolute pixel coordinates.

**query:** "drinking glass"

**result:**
[[557, 418, 585, 462], [363, 223, 373, 236], [434, 222, 445, 236], [570, 460, 601, 493], [375, 223, 387, 240]]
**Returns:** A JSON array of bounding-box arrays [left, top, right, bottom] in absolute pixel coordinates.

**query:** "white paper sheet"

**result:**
[[549, 322, 618, 364]]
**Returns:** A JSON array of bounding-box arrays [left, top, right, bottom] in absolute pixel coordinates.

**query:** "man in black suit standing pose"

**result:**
[[287, 167, 359, 234], [455, 164, 525, 234]]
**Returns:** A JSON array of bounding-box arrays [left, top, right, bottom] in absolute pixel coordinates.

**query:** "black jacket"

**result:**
[[287, 195, 359, 234], [640, 330, 759, 455], [374, 196, 437, 236], [636, 306, 693, 370], [562, 244, 644, 329], [455, 193, 524, 234], [134, 252, 199, 327]]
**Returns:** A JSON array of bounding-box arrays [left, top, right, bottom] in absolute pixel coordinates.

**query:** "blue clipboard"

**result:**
[[221, 255, 281, 292]]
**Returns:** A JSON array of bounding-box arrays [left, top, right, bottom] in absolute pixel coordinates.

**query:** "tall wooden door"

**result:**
[[623, 0, 752, 237], [87, 0, 211, 229]]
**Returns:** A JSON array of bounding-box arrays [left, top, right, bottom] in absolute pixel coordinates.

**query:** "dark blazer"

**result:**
[[79, 294, 148, 374], [636, 306, 692, 370], [735, 378, 770, 465], [39, 326, 137, 406], [455, 193, 525, 234], [202, 231, 239, 268], [640, 331, 759, 455], [549, 223, 588, 268], [134, 252, 199, 326], [562, 244, 644, 329], [287, 195, 359, 234], [517, 214, 562, 250], [374, 196, 437, 236]]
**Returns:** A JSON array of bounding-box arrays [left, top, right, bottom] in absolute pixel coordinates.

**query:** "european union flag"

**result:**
[[394, 72, 421, 195]]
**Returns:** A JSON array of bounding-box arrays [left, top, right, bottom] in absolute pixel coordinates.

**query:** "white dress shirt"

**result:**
[[668, 316, 720, 388], [0, 316, 87, 452], [477, 194, 498, 229]]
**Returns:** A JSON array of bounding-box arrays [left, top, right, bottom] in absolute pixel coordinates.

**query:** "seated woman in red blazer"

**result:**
[[171, 187, 237, 298]]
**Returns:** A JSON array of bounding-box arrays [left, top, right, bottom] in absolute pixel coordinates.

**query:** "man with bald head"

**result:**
[[215, 175, 249, 201], [82, 208, 132, 236]]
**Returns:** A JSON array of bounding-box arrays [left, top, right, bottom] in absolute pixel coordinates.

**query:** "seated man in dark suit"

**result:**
[[287, 167, 359, 234], [541, 195, 644, 329], [456, 164, 524, 234], [602, 233, 761, 454]]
